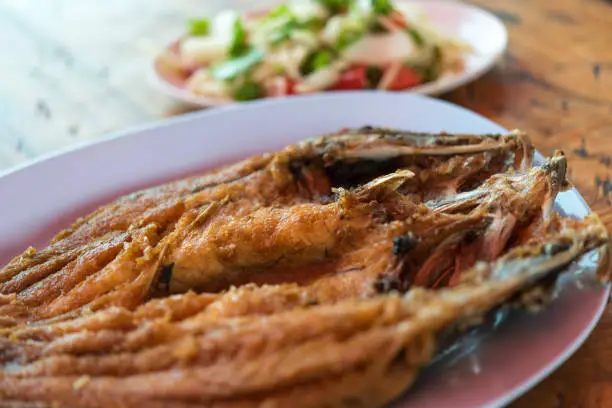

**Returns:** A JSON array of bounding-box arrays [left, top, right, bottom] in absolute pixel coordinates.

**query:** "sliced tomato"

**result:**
[[330, 66, 368, 90], [387, 66, 422, 90], [265, 76, 295, 97]]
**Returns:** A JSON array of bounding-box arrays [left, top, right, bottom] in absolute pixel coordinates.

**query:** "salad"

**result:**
[[160, 0, 471, 101]]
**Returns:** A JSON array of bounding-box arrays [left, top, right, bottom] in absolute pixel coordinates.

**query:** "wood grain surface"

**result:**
[[1, 0, 611, 406]]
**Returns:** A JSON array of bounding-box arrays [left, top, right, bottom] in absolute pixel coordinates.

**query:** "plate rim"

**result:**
[[148, 0, 509, 106], [486, 285, 609, 408], [0, 91, 607, 407]]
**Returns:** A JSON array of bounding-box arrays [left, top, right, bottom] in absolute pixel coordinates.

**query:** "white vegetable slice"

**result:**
[[290, 30, 319, 50], [281, 48, 309, 80], [343, 32, 418, 66], [377, 62, 401, 90], [265, 44, 310, 80], [294, 59, 349, 93], [321, 15, 366, 45], [251, 62, 276, 82], [211, 10, 239, 42], [186, 69, 231, 97], [180, 37, 227, 66], [178, 10, 239, 66], [321, 15, 345, 45], [290, 0, 329, 21], [351, 0, 373, 16]]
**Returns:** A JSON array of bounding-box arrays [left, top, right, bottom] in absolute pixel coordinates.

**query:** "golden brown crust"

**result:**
[[0, 128, 607, 408]]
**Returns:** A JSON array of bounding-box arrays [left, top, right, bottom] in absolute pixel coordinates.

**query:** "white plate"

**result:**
[[150, 1, 508, 106], [0, 92, 607, 407]]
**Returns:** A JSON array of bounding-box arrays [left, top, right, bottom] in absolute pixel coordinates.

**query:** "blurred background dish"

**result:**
[[151, 1, 507, 106]]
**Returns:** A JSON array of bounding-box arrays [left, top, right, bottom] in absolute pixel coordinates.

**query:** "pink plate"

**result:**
[[150, 1, 508, 106], [0, 92, 607, 407]]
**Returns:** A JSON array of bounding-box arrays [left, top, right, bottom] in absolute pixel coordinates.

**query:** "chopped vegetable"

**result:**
[[415, 45, 442, 82], [388, 10, 408, 28], [233, 81, 264, 100], [259, 4, 297, 45], [387, 65, 421, 90], [365, 65, 383, 88], [433, 44, 442, 62], [312, 49, 334, 70], [180, 36, 227, 65], [211, 48, 264, 81], [265, 76, 296, 97], [300, 17, 326, 31], [273, 62, 286, 74], [290, 29, 319, 48], [269, 23, 298, 45], [315, 0, 350, 14], [300, 49, 335, 76], [321, 14, 367, 50], [291, 0, 329, 21], [258, 4, 325, 46], [174, 0, 470, 100], [331, 66, 368, 90], [186, 69, 230, 97], [337, 26, 365, 50], [350, 0, 373, 16], [229, 18, 249, 57], [421, 65, 439, 82], [211, 10, 240, 42], [296, 59, 348, 93], [268, 3, 293, 19], [406, 27, 425, 47], [372, 0, 394, 15], [188, 18, 211, 36], [368, 20, 389, 33], [377, 63, 400, 90], [343, 31, 419, 66]]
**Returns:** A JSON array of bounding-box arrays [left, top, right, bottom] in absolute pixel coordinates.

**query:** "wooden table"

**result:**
[[1, 0, 611, 406]]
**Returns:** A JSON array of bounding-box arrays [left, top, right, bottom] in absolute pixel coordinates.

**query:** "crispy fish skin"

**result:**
[[1, 129, 609, 408], [0, 129, 530, 322], [0, 218, 608, 408], [166, 157, 560, 296], [165, 171, 415, 293], [2, 128, 529, 283]]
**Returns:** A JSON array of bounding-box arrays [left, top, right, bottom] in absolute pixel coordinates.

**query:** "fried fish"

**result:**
[[0, 128, 607, 408]]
